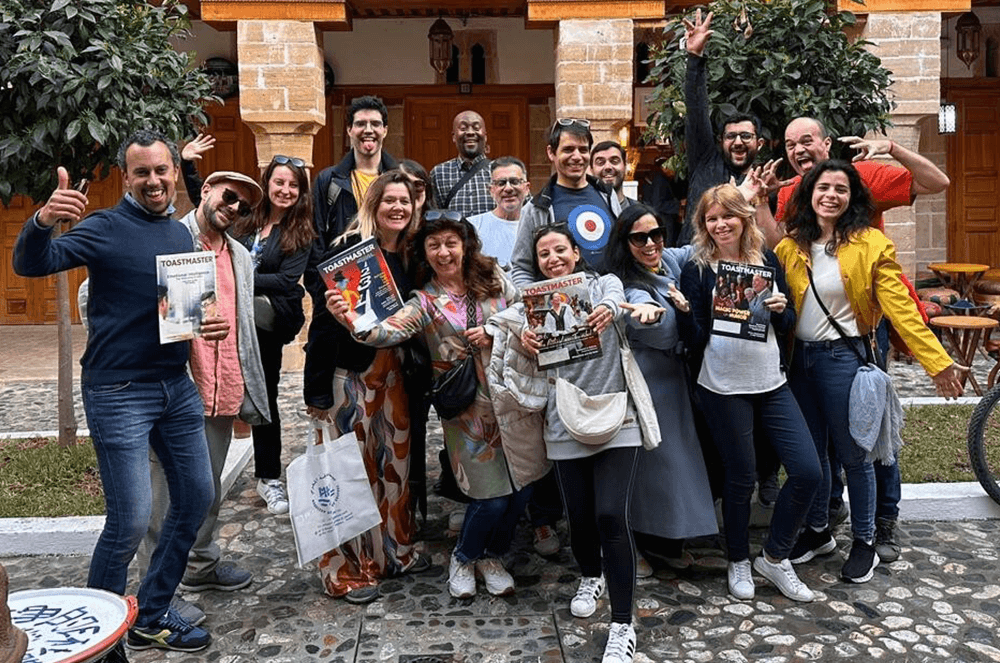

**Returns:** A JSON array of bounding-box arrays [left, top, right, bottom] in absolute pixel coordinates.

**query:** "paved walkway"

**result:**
[[3, 327, 1000, 662]]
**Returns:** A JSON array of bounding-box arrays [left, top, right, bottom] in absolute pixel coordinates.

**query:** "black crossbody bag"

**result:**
[[806, 266, 885, 371]]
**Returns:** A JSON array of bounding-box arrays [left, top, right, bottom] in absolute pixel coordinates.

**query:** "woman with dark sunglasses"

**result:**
[[229, 154, 315, 515], [397, 159, 434, 217], [604, 203, 718, 570]]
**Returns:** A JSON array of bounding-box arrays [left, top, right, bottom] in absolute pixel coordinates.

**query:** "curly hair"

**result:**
[[784, 159, 874, 255], [407, 214, 501, 301], [690, 184, 763, 267], [605, 202, 663, 285], [232, 156, 315, 254]]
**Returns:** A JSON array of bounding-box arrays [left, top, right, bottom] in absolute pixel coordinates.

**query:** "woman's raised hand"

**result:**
[[325, 288, 358, 328], [621, 301, 667, 324], [181, 133, 216, 161], [932, 363, 968, 400]]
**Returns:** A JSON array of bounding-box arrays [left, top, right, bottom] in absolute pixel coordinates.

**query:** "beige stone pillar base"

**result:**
[[245, 121, 323, 172]]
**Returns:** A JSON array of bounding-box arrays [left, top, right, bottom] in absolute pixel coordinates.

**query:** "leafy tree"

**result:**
[[0, 0, 215, 205], [0, 0, 215, 447], [644, 0, 895, 175]]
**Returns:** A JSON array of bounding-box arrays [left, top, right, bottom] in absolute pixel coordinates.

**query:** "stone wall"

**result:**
[[554, 19, 633, 143], [860, 12, 944, 278]]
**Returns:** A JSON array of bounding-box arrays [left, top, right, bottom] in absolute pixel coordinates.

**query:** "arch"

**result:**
[[471, 43, 486, 84]]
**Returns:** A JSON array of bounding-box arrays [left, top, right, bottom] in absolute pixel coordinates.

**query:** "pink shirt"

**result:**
[[189, 237, 244, 417]]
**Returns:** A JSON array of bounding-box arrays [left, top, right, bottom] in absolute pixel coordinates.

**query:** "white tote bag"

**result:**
[[287, 426, 383, 567]]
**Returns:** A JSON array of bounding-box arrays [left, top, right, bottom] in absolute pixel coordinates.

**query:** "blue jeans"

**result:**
[[694, 384, 821, 561], [791, 338, 876, 543], [83, 374, 214, 628], [455, 484, 533, 563]]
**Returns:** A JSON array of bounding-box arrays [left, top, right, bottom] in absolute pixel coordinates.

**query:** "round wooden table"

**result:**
[[928, 262, 991, 301], [930, 315, 998, 396]]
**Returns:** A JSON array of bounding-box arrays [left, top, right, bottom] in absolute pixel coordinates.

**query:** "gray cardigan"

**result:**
[[179, 211, 270, 426]]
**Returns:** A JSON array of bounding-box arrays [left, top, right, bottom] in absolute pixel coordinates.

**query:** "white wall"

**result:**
[[171, 21, 236, 63], [321, 18, 554, 85]]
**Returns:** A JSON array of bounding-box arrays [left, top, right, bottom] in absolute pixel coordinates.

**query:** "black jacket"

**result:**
[[235, 226, 308, 345]]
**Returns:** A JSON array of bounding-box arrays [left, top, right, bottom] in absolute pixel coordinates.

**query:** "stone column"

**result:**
[[859, 12, 943, 278], [237, 20, 326, 171], [554, 19, 634, 144]]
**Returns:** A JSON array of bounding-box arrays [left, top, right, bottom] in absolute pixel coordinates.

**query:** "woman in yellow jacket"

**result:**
[[775, 160, 964, 584]]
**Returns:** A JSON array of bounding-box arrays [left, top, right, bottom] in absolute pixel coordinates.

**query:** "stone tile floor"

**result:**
[[3, 370, 1000, 662]]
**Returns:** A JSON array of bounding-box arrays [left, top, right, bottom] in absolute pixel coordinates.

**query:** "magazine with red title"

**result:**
[[712, 260, 776, 343], [318, 238, 403, 333], [522, 272, 602, 369]]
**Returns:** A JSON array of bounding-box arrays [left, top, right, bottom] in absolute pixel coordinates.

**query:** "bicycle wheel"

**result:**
[[966, 383, 1000, 505]]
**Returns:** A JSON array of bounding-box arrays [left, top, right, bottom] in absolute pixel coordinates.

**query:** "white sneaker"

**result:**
[[256, 479, 289, 515], [602, 622, 636, 663], [635, 553, 653, 579], [570, 575, 605, 618], [448, 554, 476, 598], [727, 560, 754, 600], [753, 555, 815, 602], [533, 525, 560, 556], [448, 510, 465, 533], [475, 558, 515, 596]]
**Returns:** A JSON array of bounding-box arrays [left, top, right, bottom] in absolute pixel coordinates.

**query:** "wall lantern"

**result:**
[[428, 18, 454, 76], [938, 103, 956, 135], [955, 12, 982, 70]]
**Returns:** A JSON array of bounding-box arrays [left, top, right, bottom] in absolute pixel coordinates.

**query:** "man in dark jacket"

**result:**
[[304, 95, 397, 417]]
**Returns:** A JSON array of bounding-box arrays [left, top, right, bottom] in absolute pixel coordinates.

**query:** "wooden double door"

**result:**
[[404, 96, 529, 176], [946, 81, 1000, 266]]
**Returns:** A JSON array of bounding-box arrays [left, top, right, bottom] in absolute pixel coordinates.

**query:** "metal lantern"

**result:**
[[428, 18, 454, 76], [956, 12, 982, 70]]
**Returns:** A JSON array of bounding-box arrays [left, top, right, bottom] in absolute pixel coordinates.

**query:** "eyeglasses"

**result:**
[[627, 227, 667, 248], [491, 177, 524, 188], [352, 119, 384, 129], [425, 210, 465, 222], [723, 131, 756, 142], [221, 188, 253, 218], [273, 155, 305, 168], [555, 118, 591, 128]]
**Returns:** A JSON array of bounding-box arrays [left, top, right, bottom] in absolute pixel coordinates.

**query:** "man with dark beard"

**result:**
[[590, 141, 635, 210], [430, 110, 493, 216], [677, 9, 768, 245]]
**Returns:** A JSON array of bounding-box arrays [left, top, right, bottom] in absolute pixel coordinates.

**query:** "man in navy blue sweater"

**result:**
[[13, 129, 228, 654]]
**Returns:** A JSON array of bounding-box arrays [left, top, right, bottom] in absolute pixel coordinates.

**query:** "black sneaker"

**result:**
[[841, 539, 880, 583], [874, 517, 900, 563], [789, 527, 837, 564], [98, 640, 129, 662], [126, 606, 211, 652]]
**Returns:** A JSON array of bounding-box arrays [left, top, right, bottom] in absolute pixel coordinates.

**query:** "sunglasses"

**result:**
[[555, 118, 591, 128], [425, 210, 465, 222], [627, 227, 667, 248], [273, 155, 305, 168], [491, 177, 524, 188], [221, 188, 253, 218]]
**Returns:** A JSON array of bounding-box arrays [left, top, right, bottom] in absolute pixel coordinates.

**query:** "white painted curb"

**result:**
[[0, 435, 254, 557]]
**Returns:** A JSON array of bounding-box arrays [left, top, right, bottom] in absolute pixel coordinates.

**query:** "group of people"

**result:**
[[11, 14, 967, 659]]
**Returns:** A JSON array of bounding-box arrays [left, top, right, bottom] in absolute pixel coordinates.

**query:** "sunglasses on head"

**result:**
[[555, 118, 591, 128], [221, 188, 253, 218], [424, 210, 465, 223], [627, 227, 667, 248], [273, 155, 305, 168]]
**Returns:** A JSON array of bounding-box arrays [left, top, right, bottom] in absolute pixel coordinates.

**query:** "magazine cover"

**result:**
[[318, 238, 403, 333], [156, 251, 217, 344], [522, 272, 602, 370], [712, 260, 776, 343]]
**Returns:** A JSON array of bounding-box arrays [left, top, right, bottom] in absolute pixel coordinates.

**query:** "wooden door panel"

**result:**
[[946, 84, 1000, 265]]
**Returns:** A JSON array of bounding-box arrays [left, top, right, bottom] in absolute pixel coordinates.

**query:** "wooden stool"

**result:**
[[930, 315, 998, 396], [927, 263, 991, 301]]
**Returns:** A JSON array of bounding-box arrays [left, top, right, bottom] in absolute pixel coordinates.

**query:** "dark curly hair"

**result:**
[[408, 215, 501, 301], [530, 224, 591, 279], [605, 202, 663, 285], [232, 156, 315, 254], [785, 159, 875, 255]]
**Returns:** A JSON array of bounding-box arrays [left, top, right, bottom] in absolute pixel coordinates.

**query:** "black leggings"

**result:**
[[554, 446, 639, 624]]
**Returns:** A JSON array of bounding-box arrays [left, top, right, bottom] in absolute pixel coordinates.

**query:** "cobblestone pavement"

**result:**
[[3, 370, 1000, 662]]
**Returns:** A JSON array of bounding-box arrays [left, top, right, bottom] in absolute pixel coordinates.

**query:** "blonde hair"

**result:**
[[691, 184, 764, 267], [336, 171, 419, 247]]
